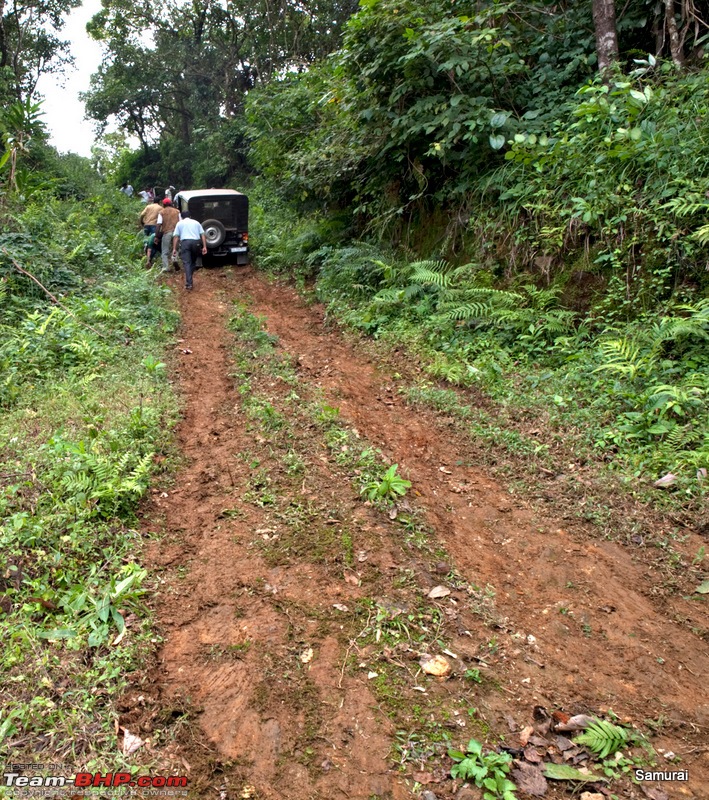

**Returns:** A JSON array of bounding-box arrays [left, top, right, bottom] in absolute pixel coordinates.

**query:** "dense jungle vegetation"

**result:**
[[1, 38, 177, 765], [81, 0, 709, 500]]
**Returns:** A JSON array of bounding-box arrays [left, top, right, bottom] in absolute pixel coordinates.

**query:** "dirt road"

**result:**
[[126, 267, 709, 799]]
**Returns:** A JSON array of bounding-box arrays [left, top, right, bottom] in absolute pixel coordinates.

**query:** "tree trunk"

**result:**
[[0, 0, 8, 69], [664, 0, 684, 66], [592, 0, 619, 72]]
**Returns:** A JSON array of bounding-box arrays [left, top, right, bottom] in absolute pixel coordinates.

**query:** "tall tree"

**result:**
[[84, 0, 358, 150], [0, 0, 80, 101], [592, 0, 619, 71]]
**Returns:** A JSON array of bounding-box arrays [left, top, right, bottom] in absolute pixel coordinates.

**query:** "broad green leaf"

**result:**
[[37, 628, 76, 640], [695, 580, 709, 594], [544, 763, 605, 782], [489, 134, 505, 150]]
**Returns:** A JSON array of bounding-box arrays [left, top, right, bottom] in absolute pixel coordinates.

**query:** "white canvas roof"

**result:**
[[178, 189, 246, 200]]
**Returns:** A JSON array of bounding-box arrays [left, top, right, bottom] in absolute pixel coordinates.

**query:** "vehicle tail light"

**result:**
[[242, 233, 249, 244]]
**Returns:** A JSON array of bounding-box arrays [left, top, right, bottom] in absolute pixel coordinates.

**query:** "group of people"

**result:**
[[121, 181, 206, 291], [121, 184, 178, 204], [138, 196, 206, 291]]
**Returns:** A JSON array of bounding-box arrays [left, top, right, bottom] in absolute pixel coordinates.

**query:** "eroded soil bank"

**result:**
[[125, 267, 708, 800]]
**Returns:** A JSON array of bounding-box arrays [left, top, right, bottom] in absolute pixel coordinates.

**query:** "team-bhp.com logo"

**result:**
[[3, 771, 188, 791]]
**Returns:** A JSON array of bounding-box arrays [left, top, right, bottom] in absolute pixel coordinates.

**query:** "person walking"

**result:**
[[172, 212, 207, 290], [139, 198, 162, 237], [155, 198, 181, 274]]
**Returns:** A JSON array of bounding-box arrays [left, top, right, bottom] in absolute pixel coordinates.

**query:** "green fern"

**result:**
[[372, 287, 406, 305], [438, 287, 523, 320], [408, 260, 453, 287], [690, 223, 709, 244], [575, 718, 630, 758], [662, 196, 709, 217], [595, 338, 652, 379]]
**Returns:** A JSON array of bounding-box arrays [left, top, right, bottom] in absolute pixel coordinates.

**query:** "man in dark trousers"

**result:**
[[171, 212, 207, 290]]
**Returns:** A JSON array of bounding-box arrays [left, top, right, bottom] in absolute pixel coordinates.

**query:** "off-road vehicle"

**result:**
[[174, 189, 249, 265]]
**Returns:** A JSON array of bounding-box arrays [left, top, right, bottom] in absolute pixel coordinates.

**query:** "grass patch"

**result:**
[[0, 216, 178, 773]]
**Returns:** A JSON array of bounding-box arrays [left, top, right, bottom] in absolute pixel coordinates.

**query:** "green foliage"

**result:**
[[0, 170, 176, 768], [0, 97, 47, 193], [362, 463, 412, 504], [0, 0, 80, 103], [574, 719, 630, 759], [448, 738, 517, 800]]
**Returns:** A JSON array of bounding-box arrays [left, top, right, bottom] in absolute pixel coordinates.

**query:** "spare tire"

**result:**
[[202, 218, 226, 248]]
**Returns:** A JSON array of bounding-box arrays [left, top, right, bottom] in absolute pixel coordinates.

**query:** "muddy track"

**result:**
[[131, 267, 709, 799]]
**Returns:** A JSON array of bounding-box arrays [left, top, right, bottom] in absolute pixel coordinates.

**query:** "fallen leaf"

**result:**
[[529, 735, 549, 747], [333, 603, 349, 612], [343, 571, 360, 586], [543, 763, 605, 783], [388, 507, 397, 520], [553, 714, 594, 732], [112, 628, 127, 646], [512, 762, 547, 796], [519, 725, 535, 747], [640, 788, 669, 800], [357, 550, 369, 562], [555, 735, 575, 752], [419, 654, 451, 677], [300, 647, 314, 664], [695, 580, 709, 594], [367, 671, 378, 679], [439, 466, 452, 474], [428, 585, 451, 599], [653, 472, 677, 488], [523, 746, 543, 764], [413, 771, 434, 785], [580, 793, 606, 800], [122, 729, 144, 757]]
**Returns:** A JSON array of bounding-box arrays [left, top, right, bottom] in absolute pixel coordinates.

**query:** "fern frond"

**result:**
[[372, 288, 405, 304], [664, 424, 700, 450], [575, 718, 629, 759], [662, 197, 709, 217], [438, 302, 496, 321], [691, 223, 709, 244], [403, 284, 425, 300], [408, 260, 453, 287], [595, 338, 651, 379]]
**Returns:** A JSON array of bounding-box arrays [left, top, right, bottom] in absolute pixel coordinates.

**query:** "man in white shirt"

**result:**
[[172, 213, 207, 290]]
